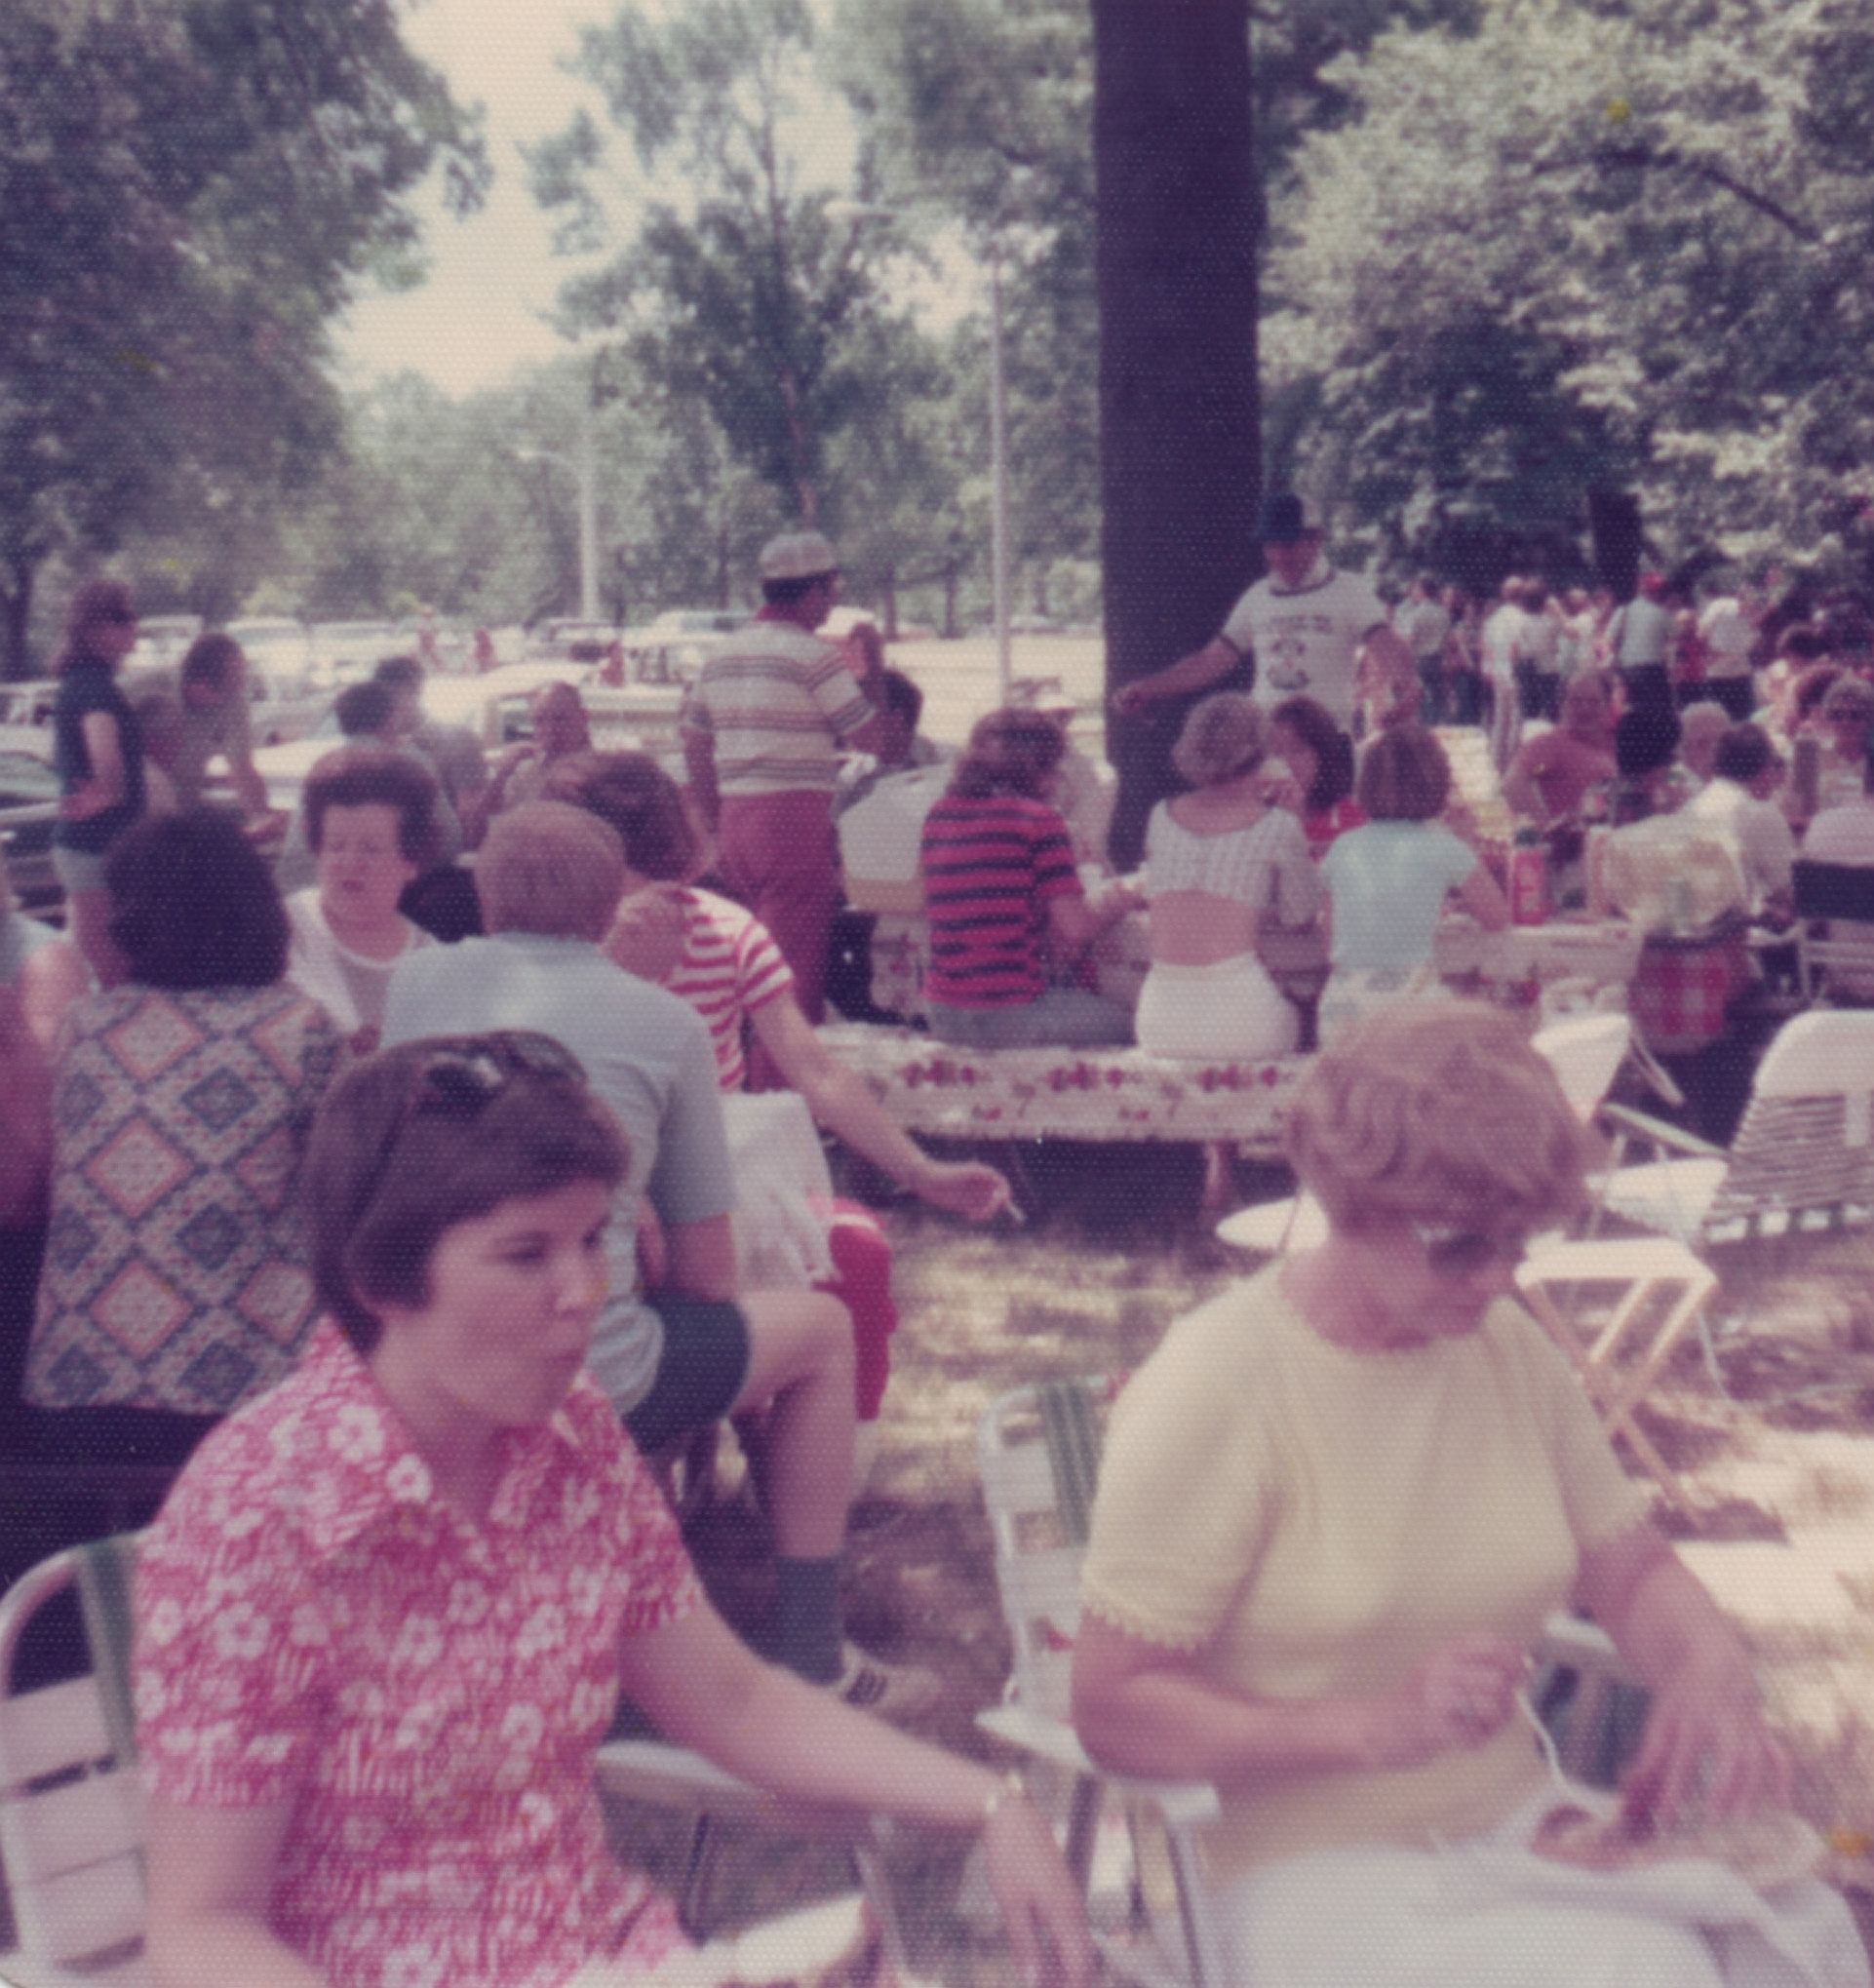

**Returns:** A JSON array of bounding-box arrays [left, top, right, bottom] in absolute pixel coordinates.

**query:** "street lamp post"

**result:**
[[516, 403, 600, 624], [987, 241, 1011, 700]]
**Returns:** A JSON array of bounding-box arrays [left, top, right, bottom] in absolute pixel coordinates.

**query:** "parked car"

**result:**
[[527, 620, 618, 667], [130, 614, 203, 674], [0, 724, 61, 912], [225, 617, 315, 680], [0, 682, 56, 729], [309, 620, 405, 683]]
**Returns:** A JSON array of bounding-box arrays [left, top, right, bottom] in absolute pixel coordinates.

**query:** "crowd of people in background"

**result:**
[[5, 509, 1874, 1988]]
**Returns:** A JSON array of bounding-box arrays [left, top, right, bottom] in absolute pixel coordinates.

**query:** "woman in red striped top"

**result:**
[[918, 708, 1141, 1047], [550, 753, 1015, 1425]]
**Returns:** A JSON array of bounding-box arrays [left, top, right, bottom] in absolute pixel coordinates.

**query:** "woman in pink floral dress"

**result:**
[[136, 1033, 1090, 1988]]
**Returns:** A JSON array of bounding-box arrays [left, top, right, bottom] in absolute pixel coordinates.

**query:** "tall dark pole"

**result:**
[[1092, 0, 1260, 868]]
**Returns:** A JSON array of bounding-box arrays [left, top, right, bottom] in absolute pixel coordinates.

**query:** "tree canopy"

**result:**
[[1270, 0, 1874, 579], [0, 0, 484, 673]]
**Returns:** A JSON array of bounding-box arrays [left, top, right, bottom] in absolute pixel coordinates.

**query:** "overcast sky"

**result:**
[[333, 0, 861, 400]]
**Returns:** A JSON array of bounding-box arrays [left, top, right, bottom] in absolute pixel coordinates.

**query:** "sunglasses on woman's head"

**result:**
[[359, 1033, 588, 1208], [1406, 1220, 1528, 1277]]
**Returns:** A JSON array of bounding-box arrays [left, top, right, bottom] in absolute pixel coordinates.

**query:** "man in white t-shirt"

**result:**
[[1113, 493, 1406, 730], [1695, 588, 1761, 721], [1393, 574, 1453, 722], [1606, 574, 1675, 711]]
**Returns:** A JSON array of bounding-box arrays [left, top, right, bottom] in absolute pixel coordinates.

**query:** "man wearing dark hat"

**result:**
[[1113, 492, 1408, 729], [683, 531, 881, 1052]]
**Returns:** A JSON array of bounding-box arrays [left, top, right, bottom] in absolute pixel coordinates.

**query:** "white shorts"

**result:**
[[1134, 954, 1299, 1062]]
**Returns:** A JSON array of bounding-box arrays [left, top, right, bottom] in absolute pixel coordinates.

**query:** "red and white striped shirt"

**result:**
[[641, 887, 796, 1092]]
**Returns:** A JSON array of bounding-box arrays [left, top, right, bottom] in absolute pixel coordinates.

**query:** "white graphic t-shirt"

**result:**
[[1220, 565, 1386, 725]]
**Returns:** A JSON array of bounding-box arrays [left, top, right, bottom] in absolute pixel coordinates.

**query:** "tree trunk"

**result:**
[[0, 559, 35, 682], [1092, 0, 1260, 867]]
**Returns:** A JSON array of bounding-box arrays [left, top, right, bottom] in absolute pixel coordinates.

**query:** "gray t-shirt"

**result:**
[[381, 931, 736, 1411]]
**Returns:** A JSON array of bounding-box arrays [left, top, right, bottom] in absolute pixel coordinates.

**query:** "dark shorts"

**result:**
[[622, 1294, 752, 1454]]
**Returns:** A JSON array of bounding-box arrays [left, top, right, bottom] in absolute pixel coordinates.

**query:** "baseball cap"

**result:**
[[1258, 493, 1322, 545], [759, 530, 839, 583]]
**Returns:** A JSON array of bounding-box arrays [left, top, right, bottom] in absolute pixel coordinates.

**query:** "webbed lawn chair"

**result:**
[[0, 1538, 909, 1988], [1588, 1009, 1874, 1258], [1791, 860, 1874, 1009]]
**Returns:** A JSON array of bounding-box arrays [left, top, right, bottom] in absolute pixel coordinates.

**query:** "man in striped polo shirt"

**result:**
[[683, 531, 882, 1061]]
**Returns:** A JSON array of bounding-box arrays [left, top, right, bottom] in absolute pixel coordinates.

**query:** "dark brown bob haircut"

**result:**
[[302, 746, 442, 865], [1269, 695, 1355, 815], [1357, 723, 1452, 823], [179, 631, 244, 692], [306, 1032, 628, 1353], [105, 807, 290, 990], [949, 707, 1067, 801], [59, 578, 137, 671], [545, 749, 700, 882]]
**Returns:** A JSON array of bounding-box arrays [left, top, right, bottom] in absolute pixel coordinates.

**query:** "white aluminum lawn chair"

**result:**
[[975, 1378, 1226, 1987], [0, 1540, 908, 1988]]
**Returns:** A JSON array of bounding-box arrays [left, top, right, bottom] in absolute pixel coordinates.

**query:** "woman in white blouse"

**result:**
[[1136, 693, 1322, 1060], [286, 747, 441, 1055]]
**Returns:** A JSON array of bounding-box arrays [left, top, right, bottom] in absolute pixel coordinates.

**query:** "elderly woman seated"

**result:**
[[1073, 1000, 1863, 1988], [137, 1033, 1091, 1988]]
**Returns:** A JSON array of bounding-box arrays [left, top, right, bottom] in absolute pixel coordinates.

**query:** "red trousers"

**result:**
[[717, 792, 839, 1054]]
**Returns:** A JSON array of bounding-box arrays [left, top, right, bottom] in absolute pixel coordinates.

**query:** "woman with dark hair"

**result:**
[[50, 577, 146, 983], [21, 808, 340, 1470], [286, 746, 442, 1053], [1268, 695, 1365, 857], [133, 1033, 1090, 1988], [917, 708, 1141, 1047]]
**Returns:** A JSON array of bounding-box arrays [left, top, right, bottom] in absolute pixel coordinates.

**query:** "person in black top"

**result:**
[[51, 578, 146, 983]]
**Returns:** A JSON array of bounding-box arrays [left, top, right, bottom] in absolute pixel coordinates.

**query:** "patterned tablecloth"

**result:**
[[864, 911, 1643, 1025], [815, 1023, 1304, 1151]]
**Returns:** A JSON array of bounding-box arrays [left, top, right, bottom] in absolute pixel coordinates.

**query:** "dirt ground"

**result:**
[[619, 1147, 1874, 1983]]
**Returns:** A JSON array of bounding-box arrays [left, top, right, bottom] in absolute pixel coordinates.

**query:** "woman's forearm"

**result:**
[[1611, 1555, 1754, 1693], [148, 1912, 328, 1988], [1074, 1662, 1380, 1787]]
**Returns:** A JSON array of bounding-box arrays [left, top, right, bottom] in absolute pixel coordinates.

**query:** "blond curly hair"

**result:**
[[1285, 1000, 1593, 1236]]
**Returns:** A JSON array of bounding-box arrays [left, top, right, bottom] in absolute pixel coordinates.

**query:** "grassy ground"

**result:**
[[606, 1150, 1874, 1979]]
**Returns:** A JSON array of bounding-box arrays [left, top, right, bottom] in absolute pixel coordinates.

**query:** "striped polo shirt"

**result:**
[[919, 792, 1084, 1009], [660, 886, 795, 1092], [683, 619, 875, 797]]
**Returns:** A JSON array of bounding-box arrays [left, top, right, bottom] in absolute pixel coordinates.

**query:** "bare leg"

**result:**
[[65, 888, 124, 990], [730, 1287, 856, 1559]]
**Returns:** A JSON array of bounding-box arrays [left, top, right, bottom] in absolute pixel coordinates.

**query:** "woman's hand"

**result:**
[[981, 1787, 1096, 1988], [1363, 1633, 1526, 1770], [909, 1155, 1014, 1222], [1620, 1653, 1790, 1836], [59, 778, 115, 821]]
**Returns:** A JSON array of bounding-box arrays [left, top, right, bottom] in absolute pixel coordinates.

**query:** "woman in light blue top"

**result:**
[[1318, 725, 1508, 1042]]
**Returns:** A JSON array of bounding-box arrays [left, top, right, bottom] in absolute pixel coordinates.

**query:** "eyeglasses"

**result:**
[[358, 1033, 588, 1211], [1407, 1220, 1529, 1277]]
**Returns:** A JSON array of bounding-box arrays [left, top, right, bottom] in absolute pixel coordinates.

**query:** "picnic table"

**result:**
[[817, 1023, 1305, 1153]]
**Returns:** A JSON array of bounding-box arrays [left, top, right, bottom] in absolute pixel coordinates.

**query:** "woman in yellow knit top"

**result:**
[[1072, 1000, 1860, 1987]]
